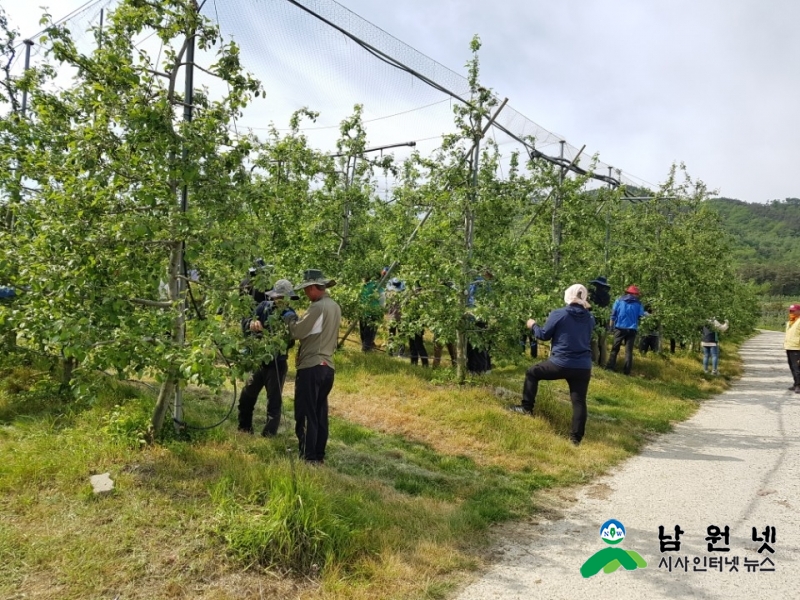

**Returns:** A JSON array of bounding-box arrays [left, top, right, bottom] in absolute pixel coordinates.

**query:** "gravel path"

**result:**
[[455, 330, 800, 599]]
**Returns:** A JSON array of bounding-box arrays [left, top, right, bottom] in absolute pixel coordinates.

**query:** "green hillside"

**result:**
[[706, 197, 800, 295]]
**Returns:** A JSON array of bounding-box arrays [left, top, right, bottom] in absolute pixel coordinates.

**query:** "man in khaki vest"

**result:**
[[282, 269, 342, 463]]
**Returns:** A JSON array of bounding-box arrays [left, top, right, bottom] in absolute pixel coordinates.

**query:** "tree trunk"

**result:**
[[151, 378, 177, 435], [150, 241, 184, 435]]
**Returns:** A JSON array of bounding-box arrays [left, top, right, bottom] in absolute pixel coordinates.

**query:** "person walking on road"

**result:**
[[605, 285, 647, 375], [508, 284, 595, 446], [283, 269, 342, 464], [785, 303, 800, 393]]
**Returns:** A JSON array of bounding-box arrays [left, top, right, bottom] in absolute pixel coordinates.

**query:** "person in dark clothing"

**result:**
[[588, 276, 611, 366], [520, 323, 539, 358], [237, 278, 299, 436], [605, 285, 647, 375], [466, 273, 493, 374], [509, 284, 595, 446], [385, 278, 406, 357], [408, 331, 429, 366], [638, 304, 659, 355]]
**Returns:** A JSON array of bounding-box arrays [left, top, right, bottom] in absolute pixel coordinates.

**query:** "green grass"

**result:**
[[0, 340, 741, 599]]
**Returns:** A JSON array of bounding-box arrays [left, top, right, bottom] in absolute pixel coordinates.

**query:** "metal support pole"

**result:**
[[174, 32, 196, 431], [98, 9, 104, 50], [605, 165, 613, 266], [553, 140, 566, 272], [20, 40, 33, 117]]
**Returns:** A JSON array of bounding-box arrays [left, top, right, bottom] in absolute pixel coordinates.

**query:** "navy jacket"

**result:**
[[532, 305, 595, 369]]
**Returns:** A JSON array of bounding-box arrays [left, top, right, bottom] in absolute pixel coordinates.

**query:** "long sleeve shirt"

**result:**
[[786, 319, 800, 351], [533, 305, 595, 369], [285, 293, 342, 370]]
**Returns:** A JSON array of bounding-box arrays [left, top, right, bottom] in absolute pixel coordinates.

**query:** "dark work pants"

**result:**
[[788, 350, 800, 387], [607, 328, 637, 375], [359, 319, 378, 351], [408, 332, 428, 366], [590, 328, 607, 366], [521, 332, 538, 358], [238, 357, 288, 434], [467, 320, 492, 374], [639, 333, 659, 355], [522, 359, 591, 443], [295, 364, 335, 462]]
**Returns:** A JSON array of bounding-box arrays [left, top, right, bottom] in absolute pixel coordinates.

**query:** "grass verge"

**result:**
[[0, 342, 740, 599]]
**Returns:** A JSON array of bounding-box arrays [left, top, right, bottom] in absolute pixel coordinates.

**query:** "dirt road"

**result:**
[[455, 330, 800, 599]]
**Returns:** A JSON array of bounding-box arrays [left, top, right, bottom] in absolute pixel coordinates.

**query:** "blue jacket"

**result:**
[[610, 295, 647, 330], [532, 305, 595, 369]]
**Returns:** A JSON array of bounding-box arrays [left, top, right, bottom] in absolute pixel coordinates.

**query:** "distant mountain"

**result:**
[[706, 198, 800, 295]]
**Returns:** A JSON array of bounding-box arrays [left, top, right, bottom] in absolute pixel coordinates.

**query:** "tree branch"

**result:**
[[130, 298, 172, 309]]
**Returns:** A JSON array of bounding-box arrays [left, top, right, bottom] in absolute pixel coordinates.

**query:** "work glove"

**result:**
[[280, 308, 297, 322]]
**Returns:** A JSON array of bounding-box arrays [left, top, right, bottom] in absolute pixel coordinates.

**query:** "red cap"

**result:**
[[789, 304, 800, 312], [626, 285, 640, 295]]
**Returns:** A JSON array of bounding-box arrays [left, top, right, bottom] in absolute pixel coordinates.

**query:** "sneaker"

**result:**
[[712, 370, 718, 376], [508, 405, 533, 416]]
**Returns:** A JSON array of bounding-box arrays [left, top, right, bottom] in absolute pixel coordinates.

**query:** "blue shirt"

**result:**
[[533, 305, 595, 369]]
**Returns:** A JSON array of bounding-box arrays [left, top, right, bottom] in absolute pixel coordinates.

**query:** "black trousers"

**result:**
[[237, 357, 288, 434], [788, 350, 800, 387], [359, 319, 378, 351], [521, 332, 538, 358], [607, 328, 637, 375], [639, 333, 659, 355], [522, 359, 591, 443], [295, 364, 335, 462], [408, 332, 428, 366]]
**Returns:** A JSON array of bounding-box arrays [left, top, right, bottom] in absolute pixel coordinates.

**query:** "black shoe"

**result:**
[[795, 388, 800, 394], [261, 428, 277, 438], [238, 426, 254, 434], [570, 438, 581, 446], [508, 405, 533, 416], [789, 386, 798, 391]]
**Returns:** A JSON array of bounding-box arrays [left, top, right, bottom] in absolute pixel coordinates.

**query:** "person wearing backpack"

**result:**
[[701, 317, 729, 375], [605, 285, 647, 375], [588, 276, 611, 366]]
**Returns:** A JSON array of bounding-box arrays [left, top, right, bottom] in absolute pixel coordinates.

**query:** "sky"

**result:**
[[5, 0, 800, 203]]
